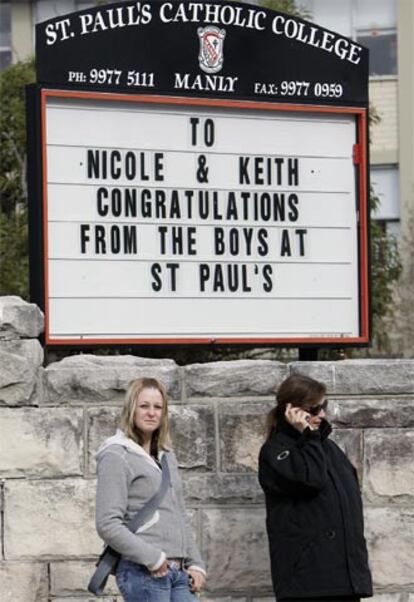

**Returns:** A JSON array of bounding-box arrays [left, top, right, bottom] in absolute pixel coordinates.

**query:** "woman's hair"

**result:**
[[120, 377, 170, 455], [265, 374, 326, 439]]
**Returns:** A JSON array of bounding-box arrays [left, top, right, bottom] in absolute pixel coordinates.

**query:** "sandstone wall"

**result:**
[[1, 297, 413, 602]]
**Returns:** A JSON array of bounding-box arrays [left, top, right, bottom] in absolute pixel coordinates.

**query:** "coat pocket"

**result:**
[[290, 532, 319, 573], [290, 528, 348, 591], [272, 532, 317, 589]]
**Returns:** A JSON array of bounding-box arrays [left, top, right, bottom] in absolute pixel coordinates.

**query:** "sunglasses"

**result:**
[[303, 400, 328, 416]]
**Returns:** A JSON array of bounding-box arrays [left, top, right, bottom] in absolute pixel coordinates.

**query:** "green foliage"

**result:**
[[0, 210, 29, 298], [259, 0, 310, 19], [366, 103, 401, 344], [0, 57, 35, 213], [370, 189, 402, 342], [0, 57, 35, 298]]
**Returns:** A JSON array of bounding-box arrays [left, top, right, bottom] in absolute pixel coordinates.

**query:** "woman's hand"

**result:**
[[187, 568, 205, 593], [284, 403, 314, 433], [150, 559, 169, 578]]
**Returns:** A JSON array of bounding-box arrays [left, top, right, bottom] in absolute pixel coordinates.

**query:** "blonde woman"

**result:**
[[95, 377, 206, 601]]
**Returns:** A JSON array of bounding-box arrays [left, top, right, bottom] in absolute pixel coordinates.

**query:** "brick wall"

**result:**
[[1, 297, 414, 602]]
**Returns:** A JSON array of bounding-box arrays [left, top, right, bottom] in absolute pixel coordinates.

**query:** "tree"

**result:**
[[0, 57, 35, 298], [369, 189, 402, 351]]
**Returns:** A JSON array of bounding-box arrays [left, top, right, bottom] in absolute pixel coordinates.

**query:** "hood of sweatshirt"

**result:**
[[96, 429, 163, 471]]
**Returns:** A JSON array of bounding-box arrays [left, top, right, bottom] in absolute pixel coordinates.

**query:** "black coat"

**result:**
[[258, 417, 373, 601]]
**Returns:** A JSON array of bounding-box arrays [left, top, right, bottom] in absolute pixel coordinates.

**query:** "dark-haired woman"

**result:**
[[95, 377, 206, 601], [258, 374, 372, 602]]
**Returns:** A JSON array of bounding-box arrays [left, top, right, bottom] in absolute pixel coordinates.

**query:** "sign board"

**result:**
[[28, 0, 369, 347]]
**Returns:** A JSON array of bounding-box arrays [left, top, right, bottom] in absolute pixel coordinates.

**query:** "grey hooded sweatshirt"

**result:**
[[95, 430, 205, 573]]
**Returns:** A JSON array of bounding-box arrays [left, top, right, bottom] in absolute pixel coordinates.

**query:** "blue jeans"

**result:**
[[116, 559, 199, 602]]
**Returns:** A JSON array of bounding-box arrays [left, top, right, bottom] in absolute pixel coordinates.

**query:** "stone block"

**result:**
[[370, 595, 405, 602], [365, 506, 414, 587], [291, 360, 414, 395], [0, 561, 48, 602], [0, 296, 44, 339], [0, 408, 83, 477], [4, 478, 101, 559], [185, 360, 288, 398], [169, 405, 216, 470], [330, 429, 363, 481], [363, 429, 414, 500], [183, 473, 263, 504], [0, 339, 43, 406], [50, 561, 118, 595], [330, 398, 414, 428], [290, 362, 335, 392], [218, 402, 273, 473], [201, 508, 272, 592], [333, 360, 414, 395], [87, 407, 121, 475], [44, 355, 180, 404]]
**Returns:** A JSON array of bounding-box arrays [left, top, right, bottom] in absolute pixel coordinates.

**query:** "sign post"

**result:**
[[27, 0, 369, 349]]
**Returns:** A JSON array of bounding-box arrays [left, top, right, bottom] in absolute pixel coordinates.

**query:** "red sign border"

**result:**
[[40, 88, 369, 346]]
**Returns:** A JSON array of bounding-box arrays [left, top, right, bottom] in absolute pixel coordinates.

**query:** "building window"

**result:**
[[0, 2, 11, 70], [357, 29, 397, 77], [371, 165, 400, 239]]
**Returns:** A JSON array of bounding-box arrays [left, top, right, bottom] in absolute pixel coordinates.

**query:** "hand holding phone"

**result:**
[[285, 403, 314, 432]]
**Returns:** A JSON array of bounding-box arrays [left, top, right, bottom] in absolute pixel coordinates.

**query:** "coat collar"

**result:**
[[275, 408, 332, 441]]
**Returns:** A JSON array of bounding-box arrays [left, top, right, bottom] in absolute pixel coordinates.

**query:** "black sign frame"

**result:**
[[28, 0, 371, 349]]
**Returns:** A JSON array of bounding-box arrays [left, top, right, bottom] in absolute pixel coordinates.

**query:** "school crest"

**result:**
[[197, 26, 226, 74]]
